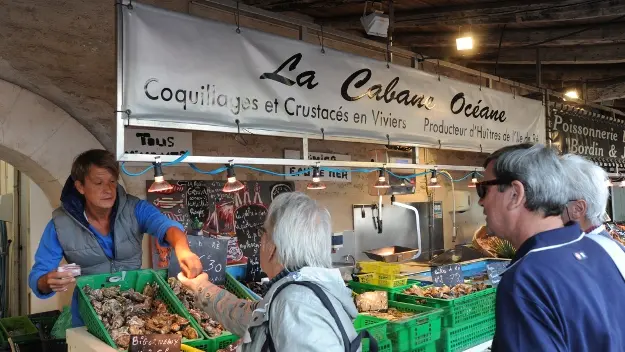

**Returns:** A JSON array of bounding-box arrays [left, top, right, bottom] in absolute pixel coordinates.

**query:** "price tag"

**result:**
[[128, 334, 181, 352], [431, 264, 463, 287], [486, 262, 509, 287]]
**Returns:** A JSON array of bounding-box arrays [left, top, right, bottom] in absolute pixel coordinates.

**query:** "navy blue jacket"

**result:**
[[492, 223, 625, 352]]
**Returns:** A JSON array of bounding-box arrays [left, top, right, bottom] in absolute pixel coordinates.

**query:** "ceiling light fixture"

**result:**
[[360, 2, 389, 37], [148, 156, 173, 193], [468, 172, 478, 188], [222, 163, 245, 193], [374, 168, 390, 189], [456, 35, 473, 51], [307, 165, 326, 190], [428, 170, 441, 188], [564, 89, 579, 100]]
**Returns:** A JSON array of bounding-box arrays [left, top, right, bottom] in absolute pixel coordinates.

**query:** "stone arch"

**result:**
[[0, 79, 111, 208]]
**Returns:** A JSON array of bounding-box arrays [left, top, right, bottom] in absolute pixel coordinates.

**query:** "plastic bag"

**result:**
[[50, 306, 71, 339]]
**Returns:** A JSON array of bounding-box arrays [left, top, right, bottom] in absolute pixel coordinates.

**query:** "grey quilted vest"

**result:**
[[52, 187, 143, 275]]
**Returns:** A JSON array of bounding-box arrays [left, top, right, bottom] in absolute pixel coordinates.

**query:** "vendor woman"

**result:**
[[28, 149, 202, 326]]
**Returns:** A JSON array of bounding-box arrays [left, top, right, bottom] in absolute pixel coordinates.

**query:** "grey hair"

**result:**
[[560, 154, 609, 226], [264, 191, 332, 271], [485, 143, 568, 217]]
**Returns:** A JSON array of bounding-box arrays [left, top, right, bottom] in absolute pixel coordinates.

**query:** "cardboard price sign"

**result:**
[[431, 264, 464, 287], [128, 334, 181, 352]]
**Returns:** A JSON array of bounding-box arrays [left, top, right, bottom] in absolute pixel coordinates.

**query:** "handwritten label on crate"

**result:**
[[486, 262, 509, 287], [168, 235, 229, 285], [431, 264, 464, 287], [129, 334, 181, 352]]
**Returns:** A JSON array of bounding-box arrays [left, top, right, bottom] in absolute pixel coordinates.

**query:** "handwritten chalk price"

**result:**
[[431, 264, 464, 287], [486, 261, 508, 287], [129, 334, 181, 352]]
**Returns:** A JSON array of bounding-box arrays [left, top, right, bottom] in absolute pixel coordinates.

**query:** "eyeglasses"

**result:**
[[475, 179, 513, 199]]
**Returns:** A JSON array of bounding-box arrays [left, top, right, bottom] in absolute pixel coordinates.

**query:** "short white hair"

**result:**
[[265, 192, 332, 271], [560, 154, 609, 226]]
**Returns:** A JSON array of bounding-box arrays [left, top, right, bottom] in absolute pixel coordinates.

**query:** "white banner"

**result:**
[[284, 150, 351, 182], [122, 4, 545, 153]]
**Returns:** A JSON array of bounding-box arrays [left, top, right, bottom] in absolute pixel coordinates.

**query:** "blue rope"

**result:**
[[118, 151, 483, 183], [189, 164, 227, 175], [121, 151, 191, 177]]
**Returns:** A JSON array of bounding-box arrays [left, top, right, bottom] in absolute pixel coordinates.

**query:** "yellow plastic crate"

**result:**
[[377, 274, 408, 288], [378, 263, 401, 275], [358, 261, 381, 273], [354, 273, 378, 285]]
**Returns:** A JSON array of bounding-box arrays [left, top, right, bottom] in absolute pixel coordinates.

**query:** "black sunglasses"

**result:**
[[475, 179, 513, 199]]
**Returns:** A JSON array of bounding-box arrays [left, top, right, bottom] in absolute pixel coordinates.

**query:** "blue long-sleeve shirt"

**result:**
[[28, 200, 184, 326], [492, 223, 625, 351]]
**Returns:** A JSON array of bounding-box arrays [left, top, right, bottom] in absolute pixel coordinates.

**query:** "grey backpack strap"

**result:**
[[587, 233, 625, 281]]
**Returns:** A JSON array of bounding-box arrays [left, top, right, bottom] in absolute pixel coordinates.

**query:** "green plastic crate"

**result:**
[[393, 288, 496, 328], [384, 301, 443, 352], [76, 269, 208, 349], [354, 315, 389, 342], [363, 338, 392, 352], [154, 270, 243, 352], [441, 314, 495, 352], [0, 317, 39, 343], [224, 273, 260, 301], [349, 281, 413, 300], [413, 341, 437, 352]]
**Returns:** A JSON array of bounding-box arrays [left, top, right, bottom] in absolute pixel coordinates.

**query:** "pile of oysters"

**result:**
[[83, 283, 199, 349], [403, 282, 489, 299], [168, 277, 227, 337]]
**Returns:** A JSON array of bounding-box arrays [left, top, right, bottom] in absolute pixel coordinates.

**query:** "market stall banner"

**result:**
[[549, 110, 625, 159], [122, 3, 545, 153]]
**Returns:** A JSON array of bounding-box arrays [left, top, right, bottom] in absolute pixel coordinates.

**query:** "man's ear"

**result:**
[[572, 200, 588, 219], [507, 180, 526, 210], [74, 180, 85, 195]]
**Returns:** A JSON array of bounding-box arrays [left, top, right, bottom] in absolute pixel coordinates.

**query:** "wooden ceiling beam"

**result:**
[[468, 64, 625, 83], [512, 78, 625, 102], [395, 21, 625, 48], [325, 0, 625, 30], [244, 0, 366, 12], [587, 81, 625, 102], [416, 43, 625, 64]]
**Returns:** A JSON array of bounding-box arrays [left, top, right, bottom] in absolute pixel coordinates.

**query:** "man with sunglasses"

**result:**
[[482, 143, 625, 352]]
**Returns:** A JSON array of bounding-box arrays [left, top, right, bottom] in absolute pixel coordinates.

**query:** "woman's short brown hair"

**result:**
[[71, 149, 120, 183]]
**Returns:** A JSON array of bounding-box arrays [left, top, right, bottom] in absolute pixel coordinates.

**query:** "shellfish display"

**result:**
[[83, 283, 199, 350], [167, 277, 227, 338]]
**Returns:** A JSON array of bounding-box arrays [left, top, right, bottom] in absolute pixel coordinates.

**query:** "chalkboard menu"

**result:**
[[146, 180, 293, 281], [431, 264, 464, 287], [129, 334, 181, 352], [486, 261, 509, 287], [235, 204, 268, 282], [168, 235, 229, 285]]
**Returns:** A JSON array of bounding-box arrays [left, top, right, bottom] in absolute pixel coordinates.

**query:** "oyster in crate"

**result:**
[[110, 326, 131, 349], [102, 286, 121, 299], [102, 298, 123, 316], [355, 291, 388, 312], [182, 325, 199, 339], [122, 288, 146, 303]]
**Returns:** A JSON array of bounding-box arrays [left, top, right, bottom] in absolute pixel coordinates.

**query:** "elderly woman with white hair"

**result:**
[[560, 154, 614, 239], [178, 192, 370, 352]]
